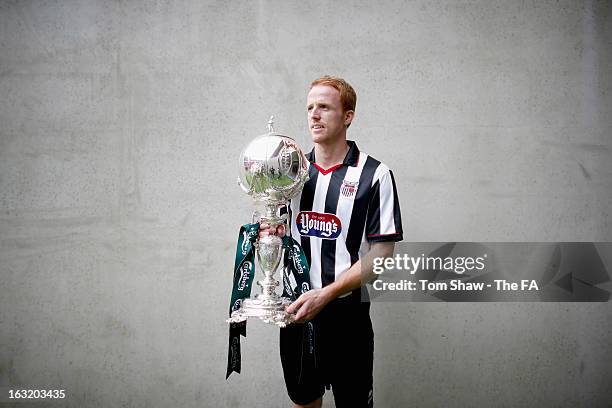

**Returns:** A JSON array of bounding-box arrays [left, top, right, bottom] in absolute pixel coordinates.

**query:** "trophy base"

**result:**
[[227, 296, 295, 328]]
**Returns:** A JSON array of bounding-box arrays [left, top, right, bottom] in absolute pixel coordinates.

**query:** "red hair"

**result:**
[[310, 76, 357, 113]]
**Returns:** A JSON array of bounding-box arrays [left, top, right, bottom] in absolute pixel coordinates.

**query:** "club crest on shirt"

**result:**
[[340, 180, 359, 198], [297, 211, 342, 239]]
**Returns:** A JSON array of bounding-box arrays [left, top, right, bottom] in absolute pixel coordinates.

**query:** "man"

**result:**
[[263, 76, 403, 408]]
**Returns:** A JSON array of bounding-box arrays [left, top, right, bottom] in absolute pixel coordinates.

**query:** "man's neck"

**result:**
[[314, 138, 349, 169]]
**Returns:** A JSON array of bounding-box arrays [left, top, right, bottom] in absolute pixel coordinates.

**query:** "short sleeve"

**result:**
[[366, 169, 403, 242]]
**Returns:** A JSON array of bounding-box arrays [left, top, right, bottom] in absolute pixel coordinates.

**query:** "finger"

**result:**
[[286, 301, 298, 314], [286, 297, 304, 314], [295, 308, 307, 322]]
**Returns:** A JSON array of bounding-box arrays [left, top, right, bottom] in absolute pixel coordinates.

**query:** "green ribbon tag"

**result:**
[[282, 235, 311, 299], [226, 223, 259, 379]]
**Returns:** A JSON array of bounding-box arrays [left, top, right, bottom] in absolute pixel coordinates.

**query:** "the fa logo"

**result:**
[[341, 180, 359, 198]]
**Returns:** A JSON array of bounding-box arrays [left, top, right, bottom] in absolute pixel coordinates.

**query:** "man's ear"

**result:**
[[344, 110, 355, 127]]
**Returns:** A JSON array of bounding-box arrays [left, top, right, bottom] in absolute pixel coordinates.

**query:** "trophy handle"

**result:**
[[237, 177, 250, 194]]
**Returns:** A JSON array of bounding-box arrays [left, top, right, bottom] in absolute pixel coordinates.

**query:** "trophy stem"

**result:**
[[257, 246, 284, 301], [261, 203, 283, 226]]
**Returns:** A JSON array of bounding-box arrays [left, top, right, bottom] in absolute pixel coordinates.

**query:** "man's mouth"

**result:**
[[311, 124, 324, 130]]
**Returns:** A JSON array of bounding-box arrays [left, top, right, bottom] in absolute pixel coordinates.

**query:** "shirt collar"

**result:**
[[306, 140, 360, 168]]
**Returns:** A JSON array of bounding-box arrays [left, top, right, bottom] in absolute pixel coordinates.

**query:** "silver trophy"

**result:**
[[227, 116, 309, 327]]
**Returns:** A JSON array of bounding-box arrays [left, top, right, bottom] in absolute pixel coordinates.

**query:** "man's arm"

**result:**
[[286, 241, 395, 322]]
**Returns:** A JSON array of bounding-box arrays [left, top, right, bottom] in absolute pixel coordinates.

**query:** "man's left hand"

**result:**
[[286, 289, 332, 323]]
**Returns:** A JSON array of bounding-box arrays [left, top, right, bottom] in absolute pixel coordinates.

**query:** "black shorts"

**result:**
[[279, 293, 374, 407]]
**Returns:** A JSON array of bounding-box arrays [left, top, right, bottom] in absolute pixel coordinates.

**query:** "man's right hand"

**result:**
[[258, 223, 286, 239]]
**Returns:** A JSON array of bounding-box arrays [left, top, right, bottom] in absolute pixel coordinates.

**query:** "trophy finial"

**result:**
[[267, 115, 274, 133]]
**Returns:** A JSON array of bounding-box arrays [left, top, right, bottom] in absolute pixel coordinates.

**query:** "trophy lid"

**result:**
[[238, 116, 309, 203]]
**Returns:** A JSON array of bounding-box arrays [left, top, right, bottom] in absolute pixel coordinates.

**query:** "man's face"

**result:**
[[307, 85, 353, 145]]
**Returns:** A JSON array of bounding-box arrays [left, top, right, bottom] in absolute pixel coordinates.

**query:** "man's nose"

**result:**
[[310, 107, 320, 119]]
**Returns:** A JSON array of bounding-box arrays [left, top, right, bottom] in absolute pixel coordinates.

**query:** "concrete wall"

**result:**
[[1, 1, 611, 407]]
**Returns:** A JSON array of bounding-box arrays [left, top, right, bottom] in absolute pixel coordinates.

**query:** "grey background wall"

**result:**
[[1, 1, 611, 407]]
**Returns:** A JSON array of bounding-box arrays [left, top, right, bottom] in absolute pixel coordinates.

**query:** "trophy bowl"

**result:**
[[238, 132, 309, 207]]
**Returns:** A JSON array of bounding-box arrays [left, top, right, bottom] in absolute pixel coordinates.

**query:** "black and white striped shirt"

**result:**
[[290, 140, 403, 290]]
